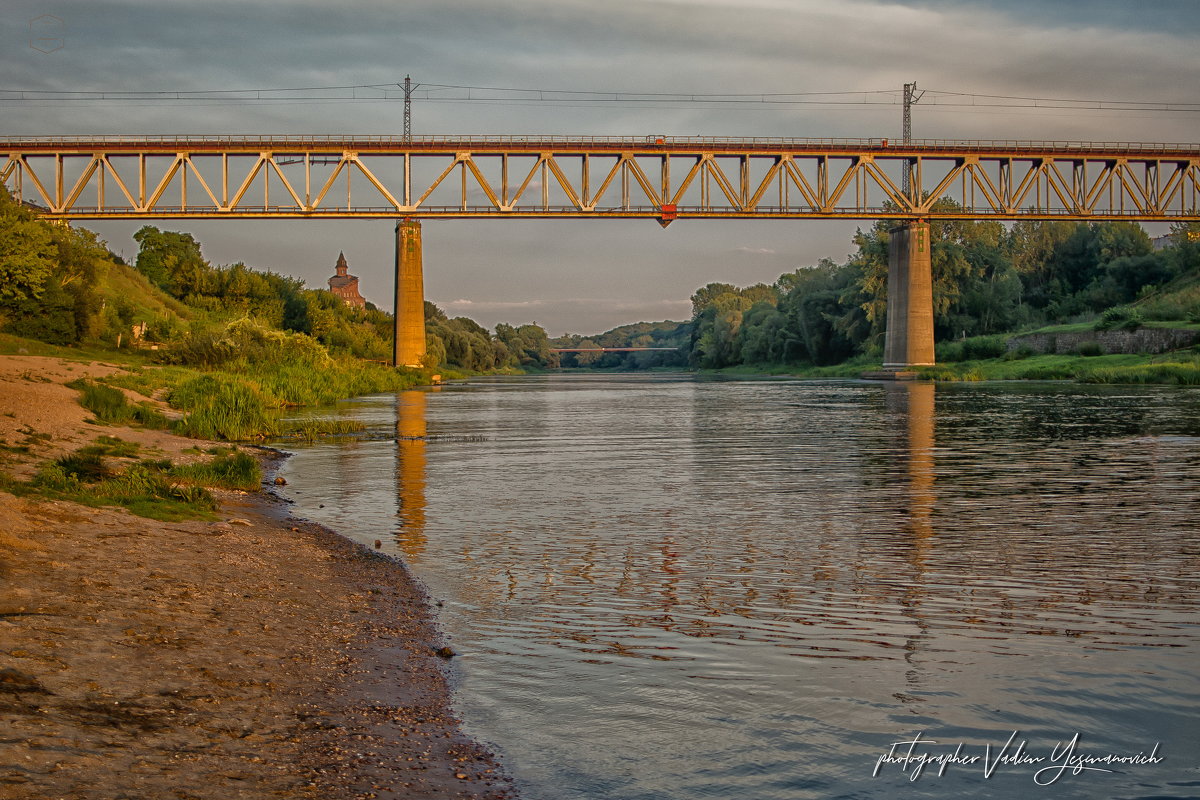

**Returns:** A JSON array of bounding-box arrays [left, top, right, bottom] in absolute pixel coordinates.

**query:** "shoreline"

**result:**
[[0, 355, 516, 800]]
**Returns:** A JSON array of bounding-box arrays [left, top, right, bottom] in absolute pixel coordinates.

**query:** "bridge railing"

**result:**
[[2, 134, 1198, 153]]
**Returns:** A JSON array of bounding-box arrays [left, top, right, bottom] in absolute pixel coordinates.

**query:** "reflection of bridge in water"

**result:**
[[5, 136, 1197, 371]]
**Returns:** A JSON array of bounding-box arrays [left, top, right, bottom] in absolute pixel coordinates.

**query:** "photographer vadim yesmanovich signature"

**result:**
[[873, 731, 1163, 785]]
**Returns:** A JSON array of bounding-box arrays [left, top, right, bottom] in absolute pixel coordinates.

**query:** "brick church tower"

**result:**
[[327, 252, 366, 308]]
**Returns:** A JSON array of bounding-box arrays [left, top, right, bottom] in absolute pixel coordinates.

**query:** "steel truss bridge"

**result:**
[[3, 136, 1199, 222]]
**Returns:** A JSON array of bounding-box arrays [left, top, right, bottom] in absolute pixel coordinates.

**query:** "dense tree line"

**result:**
[[688, 207, 1200, 369], [424, 304, 555, 371]]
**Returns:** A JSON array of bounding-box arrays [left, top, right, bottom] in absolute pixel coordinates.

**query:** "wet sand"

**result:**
[[0, 356, 515, 800]]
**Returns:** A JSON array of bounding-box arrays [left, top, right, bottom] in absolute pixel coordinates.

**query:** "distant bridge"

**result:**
[[3, 136, 1198, 221]]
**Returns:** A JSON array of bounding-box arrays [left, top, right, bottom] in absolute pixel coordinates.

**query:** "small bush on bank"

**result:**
[[170, 450, 261, 490], [961, 336, 1008, 360], [169, 374, 278, 440], [69, 379, 168, 428], [935, 341, 964, 362], [160, 317, 331, 370], [1077, 341, 1104, 357], [936, 335, 1008, 362], [1095, 307, 1144, 331]]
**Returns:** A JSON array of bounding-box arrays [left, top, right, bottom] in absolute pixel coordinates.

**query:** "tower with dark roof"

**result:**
[[327, 252, 366, 308]]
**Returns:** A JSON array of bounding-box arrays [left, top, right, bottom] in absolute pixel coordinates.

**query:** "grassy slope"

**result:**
[[99, 260, 195, 324]]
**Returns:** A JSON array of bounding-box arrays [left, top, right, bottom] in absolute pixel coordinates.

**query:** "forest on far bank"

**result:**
[[3, 185, 1199, 376], [558, 203, 1200, 371]]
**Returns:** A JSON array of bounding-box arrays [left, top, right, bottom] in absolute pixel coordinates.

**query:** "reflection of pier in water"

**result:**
[[394, 390, 428, 559], [884, 381, 937, 696]]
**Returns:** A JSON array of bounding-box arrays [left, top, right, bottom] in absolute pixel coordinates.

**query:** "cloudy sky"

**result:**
[[2, 0, 1197, 334]]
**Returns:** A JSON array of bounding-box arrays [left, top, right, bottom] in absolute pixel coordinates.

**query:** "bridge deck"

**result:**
[[4, 136, 1198, 220]]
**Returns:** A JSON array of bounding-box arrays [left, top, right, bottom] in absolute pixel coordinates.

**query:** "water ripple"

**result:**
[[279, 377, 1200, 800]]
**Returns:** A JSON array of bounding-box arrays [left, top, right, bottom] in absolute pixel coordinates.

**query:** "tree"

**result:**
[[494, 322, 558, 368], [0, 187, 55, 309], [132, 226, 207, 292], [573, 339, 603, 366], [690, 282, 739, 316]]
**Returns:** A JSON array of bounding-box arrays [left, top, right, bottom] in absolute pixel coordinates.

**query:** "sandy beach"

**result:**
[[0, 356, 515, 800]]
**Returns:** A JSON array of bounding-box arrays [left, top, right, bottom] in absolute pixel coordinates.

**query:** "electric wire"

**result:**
[[0, 82, 1195, 114]]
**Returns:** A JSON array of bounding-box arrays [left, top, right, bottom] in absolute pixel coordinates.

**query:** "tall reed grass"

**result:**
[[1078, 363, 1200, 385], [169, 374, 278, 440]]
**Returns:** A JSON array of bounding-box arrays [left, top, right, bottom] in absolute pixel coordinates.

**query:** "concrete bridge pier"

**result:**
[[393, 218, 427, 368], [882, 221, 936, 370]]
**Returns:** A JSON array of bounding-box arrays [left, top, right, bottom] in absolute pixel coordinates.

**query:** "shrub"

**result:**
[[169, 374, 277, 440], [69, 379, 169, 428], [72, 380, 130, 421], [1095, 307, 1144, 331], [961, 335, 1009, 360], [1077, 341, 1104, 357], [161, 317, 331, 369], [170, 450, 261, 490], [936, 341, 965, 362], [937, 336, 1007, 362]]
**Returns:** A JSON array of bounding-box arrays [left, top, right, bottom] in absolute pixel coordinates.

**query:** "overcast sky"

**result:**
[[2, 0, 1197, 335]]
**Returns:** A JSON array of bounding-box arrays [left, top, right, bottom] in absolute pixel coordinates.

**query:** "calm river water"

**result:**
[[277, 375, 1200, 799]]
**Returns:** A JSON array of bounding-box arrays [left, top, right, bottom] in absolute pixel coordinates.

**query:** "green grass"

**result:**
[[1015, 319, 1200, 337], [13, 452, 219, 522], [169, 373, 279, 440], [96, 357, 427, 442], [1078, 362, 1200, 385], [0, 440, 268, 521], [68, 379, 169, 428], [0, 332, 153, 366], [169, 450, 261, 490], [914, 351, 1200, 383]]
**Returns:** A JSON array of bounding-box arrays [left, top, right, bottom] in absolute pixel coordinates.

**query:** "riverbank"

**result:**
[[694, 348, 1200, 384], [0, 356, 515, 800]]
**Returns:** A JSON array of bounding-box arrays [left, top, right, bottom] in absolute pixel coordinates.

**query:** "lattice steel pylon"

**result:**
[[403, 75, 414, 143], [901, 81, 924, 196]]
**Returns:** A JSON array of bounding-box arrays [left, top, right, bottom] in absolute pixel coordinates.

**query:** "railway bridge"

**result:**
[[4, 135, 1198, 369]]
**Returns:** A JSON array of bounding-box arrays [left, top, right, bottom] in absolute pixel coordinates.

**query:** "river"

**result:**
[[276, 375, 1200, 799]]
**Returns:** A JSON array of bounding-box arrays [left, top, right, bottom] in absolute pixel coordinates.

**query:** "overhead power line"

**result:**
[[0, 82, 1196, 113]]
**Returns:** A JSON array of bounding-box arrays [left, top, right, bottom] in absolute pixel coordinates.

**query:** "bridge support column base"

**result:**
[[882, 221, 936, 370], [393, 219, 426, 369]]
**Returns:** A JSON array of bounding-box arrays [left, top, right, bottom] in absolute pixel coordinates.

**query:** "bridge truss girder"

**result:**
[[2, 137, 1198, 221]]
